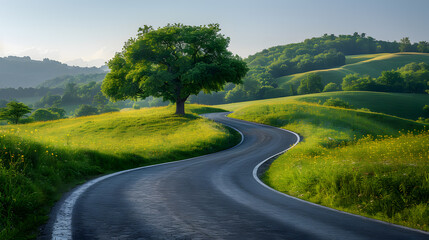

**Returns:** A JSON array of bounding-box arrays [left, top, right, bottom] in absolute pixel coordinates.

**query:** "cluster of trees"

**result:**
[[267, 49, 345, 78], [398, 38, 429, 53], [35, 82, 105, 108], [341, 62, 429, 93], [0, 101, 68, 124], [31, 107, 66, 121]]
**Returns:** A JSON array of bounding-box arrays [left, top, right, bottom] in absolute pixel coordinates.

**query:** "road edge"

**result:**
[[49, 112, 243, 240]]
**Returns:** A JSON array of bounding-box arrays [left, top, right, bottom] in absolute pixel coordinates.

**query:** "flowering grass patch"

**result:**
[[0, 104, 238, 239], [228, 100, 428, 231]]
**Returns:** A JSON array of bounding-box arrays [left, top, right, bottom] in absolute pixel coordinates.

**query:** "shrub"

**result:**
[[322, 82, 339, 92], [323, 98, 352, 108]]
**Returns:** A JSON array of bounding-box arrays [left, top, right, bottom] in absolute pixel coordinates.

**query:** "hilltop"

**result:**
[[0, 56, 106, 88]]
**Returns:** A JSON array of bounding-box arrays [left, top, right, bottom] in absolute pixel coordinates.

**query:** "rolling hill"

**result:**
[[276, 52, 429, 88], [219, 91, 429, 121]]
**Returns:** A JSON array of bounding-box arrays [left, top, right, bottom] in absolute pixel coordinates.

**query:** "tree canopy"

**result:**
[[0, 101, 31, 124], [102, 23, 248, 114]]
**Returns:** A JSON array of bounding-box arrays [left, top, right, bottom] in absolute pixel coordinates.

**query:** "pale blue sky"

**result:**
[[1, 0, 428, 67]]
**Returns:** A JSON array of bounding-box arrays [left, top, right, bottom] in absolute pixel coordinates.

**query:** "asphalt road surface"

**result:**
[[47, 112, 428, 240]]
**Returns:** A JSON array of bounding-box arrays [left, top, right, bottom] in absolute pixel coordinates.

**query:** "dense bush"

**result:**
[[31, 109, 60, 121]]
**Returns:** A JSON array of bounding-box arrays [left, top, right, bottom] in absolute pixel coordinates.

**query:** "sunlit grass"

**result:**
[[229, 100, 428, 231], [345, 53, 389, 65], [0, 104, 238, 239]]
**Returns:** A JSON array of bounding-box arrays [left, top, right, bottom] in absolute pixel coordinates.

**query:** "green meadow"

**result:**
[[0, 104, 240, 239], [224, 93, 428, 231], [276, 53, 429, 87]]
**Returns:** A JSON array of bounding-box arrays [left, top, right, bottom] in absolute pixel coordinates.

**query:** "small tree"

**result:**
[[297, 73, 323, 94], [0, 101, 32, 124], [102, 23, 248, 114], [399, 37, 412, 52]]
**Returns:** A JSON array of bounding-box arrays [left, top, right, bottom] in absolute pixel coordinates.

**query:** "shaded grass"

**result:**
[[229, 100, 428, 231], [0, 104, 238, 239]]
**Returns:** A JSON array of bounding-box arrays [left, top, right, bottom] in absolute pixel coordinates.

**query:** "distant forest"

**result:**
[[0, 56, 105, 88]]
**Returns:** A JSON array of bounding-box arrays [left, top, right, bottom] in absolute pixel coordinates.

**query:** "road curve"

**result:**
[[47, 112, 428, 240]]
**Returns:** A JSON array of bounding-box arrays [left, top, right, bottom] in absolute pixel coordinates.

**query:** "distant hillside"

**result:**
[[0, 56, 106, 88], [37, 73, 107, 88], [276, 53, 429, 88]]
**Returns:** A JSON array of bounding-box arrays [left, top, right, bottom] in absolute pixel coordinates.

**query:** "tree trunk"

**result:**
[[175, 99, 186, 115]]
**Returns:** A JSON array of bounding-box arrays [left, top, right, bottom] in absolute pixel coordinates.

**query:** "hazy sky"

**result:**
[[1, 0, 428, 67]]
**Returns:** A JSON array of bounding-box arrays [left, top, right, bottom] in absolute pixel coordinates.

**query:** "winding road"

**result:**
[[46, 112, 428, 240]]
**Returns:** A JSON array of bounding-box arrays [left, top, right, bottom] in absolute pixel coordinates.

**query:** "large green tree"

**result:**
[[0, 101, 31, 124], [102, 24, 248, 114]]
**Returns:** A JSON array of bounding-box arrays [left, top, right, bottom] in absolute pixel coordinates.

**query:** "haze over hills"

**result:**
[[0, 56, 107, 88]]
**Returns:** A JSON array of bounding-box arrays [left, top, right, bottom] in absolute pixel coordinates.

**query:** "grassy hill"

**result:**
[[294, 91, 429, 120], [220, 91, 429, 121], [276, 53, 429, 88], [222, 93, 428, 231], [0, 105, 239, 239]]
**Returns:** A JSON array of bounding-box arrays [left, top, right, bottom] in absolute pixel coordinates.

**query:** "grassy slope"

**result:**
[[295, 91, 429, 120], [276, 53, 429, 88], [223, 94, 428, 231], [0, 104, 239, 239], [219, 91, 429, 121]]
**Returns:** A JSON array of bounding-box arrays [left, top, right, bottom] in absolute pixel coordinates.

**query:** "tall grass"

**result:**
[[0, 104, 238, 239], [229, 100, 428, 231]]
